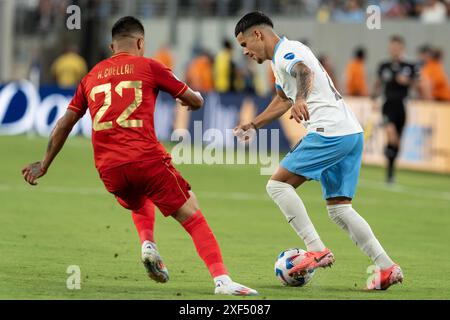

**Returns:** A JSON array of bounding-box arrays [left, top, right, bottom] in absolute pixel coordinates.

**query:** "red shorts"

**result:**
[[100, 156, 191, 216]]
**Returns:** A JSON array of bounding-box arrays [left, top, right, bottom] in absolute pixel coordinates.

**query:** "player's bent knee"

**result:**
[[171, 195, 200, 224], [326, 203, 352, 222], [266, 179, 293, 200]]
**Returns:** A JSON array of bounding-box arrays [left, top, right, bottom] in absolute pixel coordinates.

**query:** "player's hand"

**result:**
[[233, 123, 257, 142], [22, 161, 47, 186], [396, 74, 410, 86], [290, 99, 310, 123], [176, 98, 194, 111]]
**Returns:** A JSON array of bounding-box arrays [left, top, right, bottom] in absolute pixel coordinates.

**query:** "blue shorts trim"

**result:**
[[280, 132, 363, 200]]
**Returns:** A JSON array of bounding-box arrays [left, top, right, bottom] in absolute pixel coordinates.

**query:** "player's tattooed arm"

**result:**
[[22, 110, 81, 185], [290, 62, 313, 101], [289, 62, 313, 122]]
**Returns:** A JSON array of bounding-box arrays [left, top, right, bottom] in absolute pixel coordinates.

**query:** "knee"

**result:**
[[326, 203, 352, 222], [266, 179, 293, 200], [172, 193, 200, 224]]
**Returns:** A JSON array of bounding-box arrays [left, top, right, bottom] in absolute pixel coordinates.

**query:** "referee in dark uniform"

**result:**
[[372, 36, 418, 184]]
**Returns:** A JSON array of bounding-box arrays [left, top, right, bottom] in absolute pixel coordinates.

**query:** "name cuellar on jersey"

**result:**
[[271, 37, 363, 137]]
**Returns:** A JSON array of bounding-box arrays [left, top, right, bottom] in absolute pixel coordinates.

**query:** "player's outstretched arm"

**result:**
[[22, 110, 81, 185], [234, 94, 292, 139], [177, 87, 204, 111]]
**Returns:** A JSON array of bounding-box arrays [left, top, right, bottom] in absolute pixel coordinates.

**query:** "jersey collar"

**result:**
[[272, 36, 286, 63]]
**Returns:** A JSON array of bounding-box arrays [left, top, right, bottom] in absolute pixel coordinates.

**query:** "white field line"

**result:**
[[1, 179, 449, 203], [359, 179, 450, 202]]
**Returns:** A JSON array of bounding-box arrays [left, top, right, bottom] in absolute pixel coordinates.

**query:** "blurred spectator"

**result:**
[[50, 45, 87, 88], [417, 44, 433, 70], [153, 44, 174, 70], [185, 48, 214, 92], [332, 0, 365, 23], [420, 0, 447, 23], [379, 0, 408, 17], [345, 47, 368, 96], [316, 3, 332, 23], [238, 56, 258, 95], [214, 39, 238, 93], [421, 48, 450, 101], [415, 44, 433, 98], [319, 54, 340, 92]]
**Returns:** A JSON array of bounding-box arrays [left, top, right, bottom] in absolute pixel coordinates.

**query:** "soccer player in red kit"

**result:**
[[21, 16, 257, 296]]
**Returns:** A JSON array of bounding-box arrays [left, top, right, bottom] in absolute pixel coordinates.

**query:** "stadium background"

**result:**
[[1, 0, 450, 300]]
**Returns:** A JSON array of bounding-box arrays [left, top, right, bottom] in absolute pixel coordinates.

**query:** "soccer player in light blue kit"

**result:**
[[234, 12, 403, 290]]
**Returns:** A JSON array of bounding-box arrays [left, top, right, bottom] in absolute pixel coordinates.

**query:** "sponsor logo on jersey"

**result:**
[[283, 52, 295, 60]]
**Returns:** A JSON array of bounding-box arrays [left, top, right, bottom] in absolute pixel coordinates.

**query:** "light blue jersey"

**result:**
[[271, 37, 363, 137], [271, 37, 364, 199]]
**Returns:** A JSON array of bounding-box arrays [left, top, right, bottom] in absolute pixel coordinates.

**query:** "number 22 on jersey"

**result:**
[[90, 80, 143, 131]]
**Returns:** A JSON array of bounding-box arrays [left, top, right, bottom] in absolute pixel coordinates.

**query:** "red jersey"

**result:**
[[68, 53, 187, 173]]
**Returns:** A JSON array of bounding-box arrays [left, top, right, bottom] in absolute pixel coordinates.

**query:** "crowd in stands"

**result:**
[[314, 0, 450, 23], [49, 36, 450, 102], [17, 0, 449, 101]]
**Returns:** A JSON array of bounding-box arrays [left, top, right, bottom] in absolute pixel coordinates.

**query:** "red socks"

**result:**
[[132, 199, 155, 243], [132, 203, 227, 279], [182, 210, 228, 278]]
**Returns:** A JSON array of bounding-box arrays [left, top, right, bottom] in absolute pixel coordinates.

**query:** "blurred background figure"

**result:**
[[214, 39, 238, 93], [378, 0, 408, 18], [332, 0, 365, 23], [421, 48, 450, 101], [419, 0, 448, 23], [239, 56, 258, 95], [153, 43, 174, 70], [372, 36, 418, 184], [185, 47, 214, 93], [345, 47, 368, 96], [50, 44, 87, 88], [319, 54, 339, 92]]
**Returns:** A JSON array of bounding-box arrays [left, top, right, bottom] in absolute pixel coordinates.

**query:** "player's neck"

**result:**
[[112, 49, 139, 57], [268, 34, 282, 61]]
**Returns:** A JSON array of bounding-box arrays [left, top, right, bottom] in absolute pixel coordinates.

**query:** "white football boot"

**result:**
[[214, 276, 258, 296], [141, 241, 169, 283]]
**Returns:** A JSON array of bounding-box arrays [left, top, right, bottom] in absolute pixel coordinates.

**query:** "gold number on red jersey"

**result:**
[[115, 81, 143, 128], [90, 81, 143, 131], [90, 83, 113, 131]]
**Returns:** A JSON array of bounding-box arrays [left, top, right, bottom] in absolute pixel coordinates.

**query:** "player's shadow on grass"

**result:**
[[259, 284, 369, 293], [83, 284, 261, 299]]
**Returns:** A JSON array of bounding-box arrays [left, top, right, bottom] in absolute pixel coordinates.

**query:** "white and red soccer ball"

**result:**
[[274, 248, 315, 287]]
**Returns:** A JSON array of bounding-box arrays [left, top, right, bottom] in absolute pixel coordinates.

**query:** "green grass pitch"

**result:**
[[1, 135, 450, 300]]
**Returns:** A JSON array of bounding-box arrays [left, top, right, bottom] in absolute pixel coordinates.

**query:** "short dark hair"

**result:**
[[354, 47, 366, 59], [223, 39, 233, 50], [112, 16, 144, 39], [418, 44, 432, 54], [234, 11, 273, 37], [390, 35, 405, 45]]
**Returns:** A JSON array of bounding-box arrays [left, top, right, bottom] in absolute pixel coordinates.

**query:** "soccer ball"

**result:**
[[274, 248, 315, 287]]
